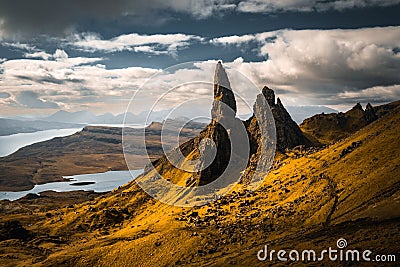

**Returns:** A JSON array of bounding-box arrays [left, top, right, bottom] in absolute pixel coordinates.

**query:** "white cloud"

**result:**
[[212, 26, 400, 86], [210, 26, 400, 107], [257, 27, 400, 87], [1, 41, 36, 51], [338, 84, 400, 102], [70, 32, 203, 54], [210, 34, 255, 45], [133, 46, 161, 54], [24, 51, 52, 60], [0, 54, 160, 112], [2, 26, 400, 114], [24, 49, 93, 63], [53, 49, 68, 60]]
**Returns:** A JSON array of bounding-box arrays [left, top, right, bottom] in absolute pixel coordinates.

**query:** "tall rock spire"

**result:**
[[212, 61, 237, 120], [192, 62, 244, 185], [214, 61, 232, 91]]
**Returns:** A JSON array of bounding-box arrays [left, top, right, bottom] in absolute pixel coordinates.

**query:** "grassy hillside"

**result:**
[[0, 106, 399, 266]]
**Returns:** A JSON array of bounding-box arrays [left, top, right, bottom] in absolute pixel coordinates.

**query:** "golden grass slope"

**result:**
[[1, 106, 399, 266]]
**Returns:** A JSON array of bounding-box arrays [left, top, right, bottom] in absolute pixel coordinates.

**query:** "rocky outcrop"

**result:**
[[240, 86, 312, 182], [191, 62, 245, 185], [0, 220, 31, 241], [363, 103, 378, 123], [157, 63, 312, 187], [300, 101, 400, 145], [260, 86, 312, 151]]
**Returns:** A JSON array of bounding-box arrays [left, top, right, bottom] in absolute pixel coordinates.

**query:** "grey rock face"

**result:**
[[259, 86, 311, 152], [211, 61, 237, 120], [194, 62, 242, 185]]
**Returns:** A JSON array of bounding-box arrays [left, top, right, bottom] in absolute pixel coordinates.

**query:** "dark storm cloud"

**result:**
[[16, 91, 60, 109], [0, 0, 151, 38], [1, 0, 400, 39], [236, 0, 400, 13], [14, 74, 84, 85], [0, 0, 233, 38]]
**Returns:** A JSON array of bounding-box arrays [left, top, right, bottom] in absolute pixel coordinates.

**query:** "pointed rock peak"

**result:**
[[262, 86, 275, 107], [352, 102, 364, 111], [276, 97, 283, 107], [214, 61, 231, 91], [363, 102, 377, 123], [366, 103, 374, 110], [212, 62, 237, 116]]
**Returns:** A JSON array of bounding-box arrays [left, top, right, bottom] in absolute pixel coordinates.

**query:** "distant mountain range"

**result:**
[[0, 105, 338, 136], [45, 110, 181, 125], [0, 110, 207, 136], [46, 110, 133, 124], [40, 105, 338, 125]]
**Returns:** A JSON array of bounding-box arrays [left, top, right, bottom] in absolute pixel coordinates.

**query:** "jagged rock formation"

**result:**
[[212, 61, 237, 117], [144, 62, 245, 188], [364, 103, 378, 123], [259, 86, 312, 151], [191, 62, 246, 185], [241, 86, 312, 182], [300, 101, 400, 145], [144, 63, 312, 188]]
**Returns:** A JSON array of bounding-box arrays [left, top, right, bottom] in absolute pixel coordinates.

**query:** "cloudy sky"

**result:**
[[0, 0, 400, 116]]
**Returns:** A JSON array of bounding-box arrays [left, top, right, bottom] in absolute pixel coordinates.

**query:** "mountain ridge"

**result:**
[[300, 100, 400, 145]]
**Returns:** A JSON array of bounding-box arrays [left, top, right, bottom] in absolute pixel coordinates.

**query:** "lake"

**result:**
[[0, 169, 143, 201], [0, 124, 148, 158], [0, 128, 83, 157], [88, 123, 148, 128]]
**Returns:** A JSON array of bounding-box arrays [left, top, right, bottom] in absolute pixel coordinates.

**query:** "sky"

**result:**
[[0, 0, 400, 117]]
